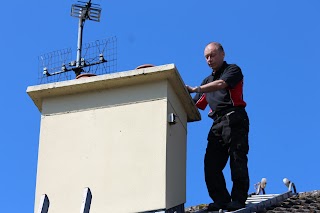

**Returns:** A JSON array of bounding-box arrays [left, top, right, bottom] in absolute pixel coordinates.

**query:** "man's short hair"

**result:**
[[207, 42, 224, 52]]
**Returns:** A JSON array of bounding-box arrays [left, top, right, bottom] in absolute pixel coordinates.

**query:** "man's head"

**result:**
[[204, 42, 225, 71]]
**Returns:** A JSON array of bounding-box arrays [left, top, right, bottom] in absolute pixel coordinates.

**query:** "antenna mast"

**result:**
[[71, 0, 101, 75]]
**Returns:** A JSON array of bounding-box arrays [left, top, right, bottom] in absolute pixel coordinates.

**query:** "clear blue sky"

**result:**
[[1, 0, 320, 212]]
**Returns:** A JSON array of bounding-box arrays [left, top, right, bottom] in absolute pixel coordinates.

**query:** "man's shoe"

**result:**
[[207, 202, 227, 211], [226, 201, 245, 211]]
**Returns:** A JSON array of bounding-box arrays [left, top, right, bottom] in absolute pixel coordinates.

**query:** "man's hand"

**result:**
[[185, 85, 198, 93]]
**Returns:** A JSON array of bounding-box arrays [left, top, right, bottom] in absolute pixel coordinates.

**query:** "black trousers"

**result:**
[[205, 108, 250, 204]]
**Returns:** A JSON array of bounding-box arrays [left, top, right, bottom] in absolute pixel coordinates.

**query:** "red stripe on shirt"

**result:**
[[229, 80, 246, 107]]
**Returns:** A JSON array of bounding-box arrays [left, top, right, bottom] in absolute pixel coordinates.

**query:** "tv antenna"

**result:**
[[38, 0, 117, 84]]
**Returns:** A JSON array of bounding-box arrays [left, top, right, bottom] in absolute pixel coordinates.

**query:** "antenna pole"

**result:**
[[75, 0, 92, 75], [76, 18, 85, 70]]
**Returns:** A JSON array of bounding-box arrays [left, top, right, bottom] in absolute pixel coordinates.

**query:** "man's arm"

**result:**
[[186, 79, 228, 93], [186, 64, 242, 94]]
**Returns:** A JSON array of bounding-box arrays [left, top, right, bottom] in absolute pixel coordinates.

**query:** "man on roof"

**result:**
[[186, 42, 250, 211]]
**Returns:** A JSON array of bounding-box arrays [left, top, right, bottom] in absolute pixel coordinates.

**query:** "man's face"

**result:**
[[204, 44, 225, 71]]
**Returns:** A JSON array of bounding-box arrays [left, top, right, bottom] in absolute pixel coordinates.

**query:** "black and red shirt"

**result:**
[[193, 61, 246, 118]]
